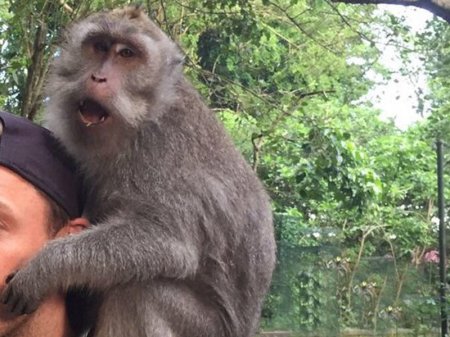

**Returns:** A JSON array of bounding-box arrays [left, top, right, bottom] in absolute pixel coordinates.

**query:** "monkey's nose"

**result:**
[[91, 74, 107, 83]]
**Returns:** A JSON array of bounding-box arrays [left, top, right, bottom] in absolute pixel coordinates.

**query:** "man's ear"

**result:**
[[55, 217, 90, 238]]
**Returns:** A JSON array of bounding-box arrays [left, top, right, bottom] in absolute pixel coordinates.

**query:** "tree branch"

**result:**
[[250, 90, 335, 171], [59, 0, 74, 14], [332, 0, 450, 23]]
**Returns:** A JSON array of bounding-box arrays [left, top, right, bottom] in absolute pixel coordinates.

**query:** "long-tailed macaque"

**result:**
[[2, 6, 276, 337]]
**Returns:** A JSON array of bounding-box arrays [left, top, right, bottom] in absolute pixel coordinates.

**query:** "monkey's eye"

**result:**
[[118, 47, 135, 58], [94, 41, 109, 53]]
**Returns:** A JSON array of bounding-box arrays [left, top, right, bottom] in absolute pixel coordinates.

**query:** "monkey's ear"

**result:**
[[170, 44, 185, 67], [112, 4, 146, 20], [128, 3, 147, 17], [171, 53, 185, 67], [132, 3, 145, 11]]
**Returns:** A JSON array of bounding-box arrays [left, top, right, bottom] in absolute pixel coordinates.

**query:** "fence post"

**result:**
[[437, 139, 448, 337]]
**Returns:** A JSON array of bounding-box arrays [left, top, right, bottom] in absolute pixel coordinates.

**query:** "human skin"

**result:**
[[0, 166, 88, 337]]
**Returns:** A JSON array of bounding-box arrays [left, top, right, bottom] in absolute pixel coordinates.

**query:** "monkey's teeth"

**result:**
[[79, 110, 94, 127], [78, 99, 109, 126]]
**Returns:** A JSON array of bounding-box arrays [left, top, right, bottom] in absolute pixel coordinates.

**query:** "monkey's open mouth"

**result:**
[[79, 99, 110, 127]]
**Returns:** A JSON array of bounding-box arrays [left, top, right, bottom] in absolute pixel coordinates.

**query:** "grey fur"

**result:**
[[1, 6, 276, 337]]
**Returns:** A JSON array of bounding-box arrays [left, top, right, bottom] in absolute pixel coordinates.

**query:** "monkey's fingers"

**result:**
[[8, 296, 25, 316], [20, 299, 39, 315], [1, 285, 23, 315], [1, 276, 37, 315], [1, 272, 17, 306], [1, 288, 36, 315], [0, 285, 13, 305]]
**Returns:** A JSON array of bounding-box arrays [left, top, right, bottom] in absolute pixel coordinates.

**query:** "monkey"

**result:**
[[1, 5, 276, 337]]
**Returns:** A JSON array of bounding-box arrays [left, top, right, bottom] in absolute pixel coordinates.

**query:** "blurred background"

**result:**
[[1, 1, 449, 335]]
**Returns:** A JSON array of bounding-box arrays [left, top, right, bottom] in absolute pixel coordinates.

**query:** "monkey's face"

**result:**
[[44, 9, 183, 156], [76, 33, 162, 128]]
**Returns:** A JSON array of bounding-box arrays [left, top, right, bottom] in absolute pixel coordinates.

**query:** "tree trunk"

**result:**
[[20, 21, 49, 121]]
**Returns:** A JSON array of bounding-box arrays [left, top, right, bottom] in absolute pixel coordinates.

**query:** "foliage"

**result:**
[[0, 0, 446, 334]]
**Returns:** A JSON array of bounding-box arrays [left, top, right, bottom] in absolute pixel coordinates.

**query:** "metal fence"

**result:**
[[259, 217, 442, 337]]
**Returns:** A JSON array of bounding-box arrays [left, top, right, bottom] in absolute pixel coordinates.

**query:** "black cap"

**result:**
[[0, 111, 82, 218]]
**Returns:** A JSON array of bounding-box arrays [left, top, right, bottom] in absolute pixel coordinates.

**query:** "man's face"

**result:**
[[0, 166, 55, 334]]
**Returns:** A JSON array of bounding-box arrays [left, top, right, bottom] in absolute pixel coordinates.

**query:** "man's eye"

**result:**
[[0, 219, 9, 231], [119, 48, 135, 58]]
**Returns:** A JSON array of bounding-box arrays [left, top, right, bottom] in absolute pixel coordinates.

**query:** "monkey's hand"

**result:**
[[1, 263, 52, 315]]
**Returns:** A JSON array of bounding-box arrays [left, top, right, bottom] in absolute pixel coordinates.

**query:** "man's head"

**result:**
[[0, 111, 87, 337], [0, 111, 82, 220]]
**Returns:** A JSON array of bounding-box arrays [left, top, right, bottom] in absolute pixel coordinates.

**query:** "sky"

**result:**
[[366, 5, 433, 130]]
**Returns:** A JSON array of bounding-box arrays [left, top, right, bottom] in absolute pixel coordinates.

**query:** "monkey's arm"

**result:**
[[1, 208, 201, 315]]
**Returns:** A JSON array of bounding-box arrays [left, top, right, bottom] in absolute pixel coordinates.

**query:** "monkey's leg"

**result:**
[[91, 286, 175, 337], [92, 282, 232, 337]]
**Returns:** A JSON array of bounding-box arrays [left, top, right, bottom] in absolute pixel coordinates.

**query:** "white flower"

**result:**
[[431, 217, 440, 226]]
